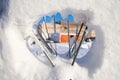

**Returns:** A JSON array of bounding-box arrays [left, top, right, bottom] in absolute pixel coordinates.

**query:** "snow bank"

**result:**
[[0, 0, 120, 80]]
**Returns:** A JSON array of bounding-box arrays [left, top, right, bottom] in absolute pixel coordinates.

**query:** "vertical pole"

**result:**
[[54, 15, 56, 34], [71, 23, 84, 53], [43, 51, 55, 67], [53, 15, 57, 55], [32, 32, 55, 67], [74, 24, 78, 54], [67, 20, 71, 57], [43, 16, 57, 55], [71, 30, 86, 66], [43, 17, 49, 39], [71, 25, 87, 66]]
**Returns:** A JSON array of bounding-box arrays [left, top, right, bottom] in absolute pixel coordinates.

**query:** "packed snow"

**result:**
[[0, 0, 120, 80]]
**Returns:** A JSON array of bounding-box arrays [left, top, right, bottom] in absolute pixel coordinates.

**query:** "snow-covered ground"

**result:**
[[0, 0, 120, 80]]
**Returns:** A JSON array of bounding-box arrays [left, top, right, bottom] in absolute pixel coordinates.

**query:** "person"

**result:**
[[85, 29, 96, 42]]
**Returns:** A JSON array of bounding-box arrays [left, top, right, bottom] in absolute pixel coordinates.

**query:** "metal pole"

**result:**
[[71, 25, 87, 66], [31, 32, 55, 67], [67, 20, 71, 57]]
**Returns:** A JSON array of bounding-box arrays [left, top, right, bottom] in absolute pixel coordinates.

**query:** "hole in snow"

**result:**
[[37, 9, 105, 78]]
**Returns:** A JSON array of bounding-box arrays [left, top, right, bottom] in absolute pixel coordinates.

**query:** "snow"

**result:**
[[0, 0, 120, 80]]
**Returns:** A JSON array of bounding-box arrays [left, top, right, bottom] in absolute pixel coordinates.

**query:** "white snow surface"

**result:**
[[0, 0, 120, 80]]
